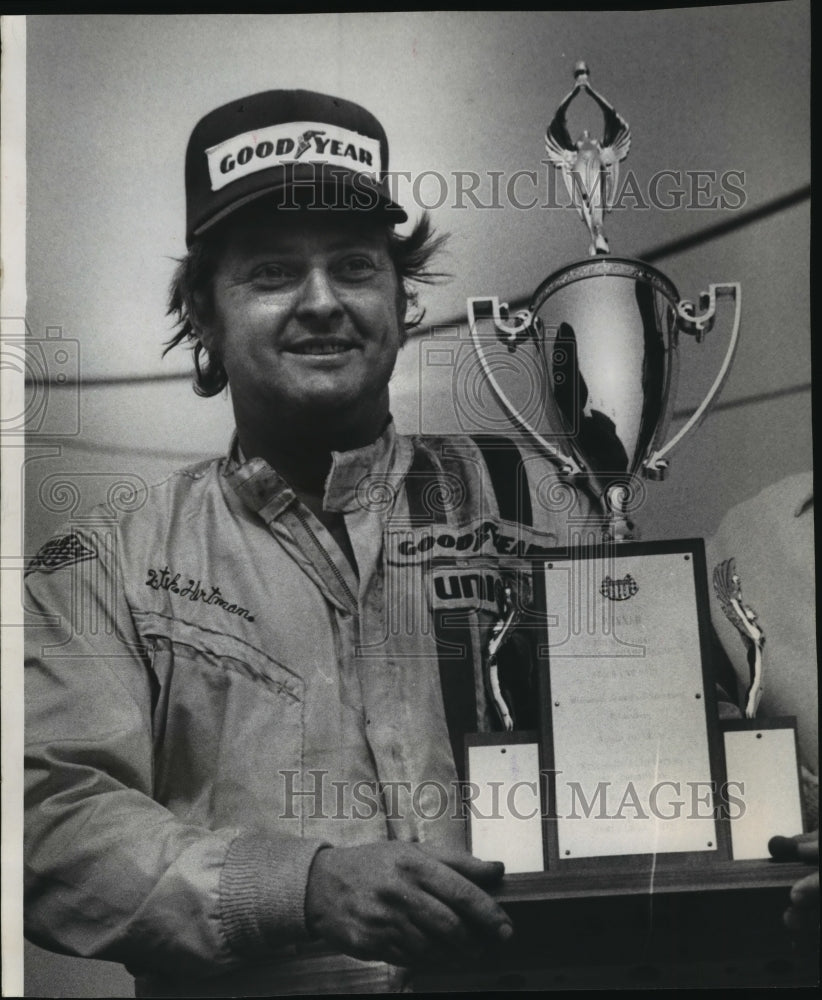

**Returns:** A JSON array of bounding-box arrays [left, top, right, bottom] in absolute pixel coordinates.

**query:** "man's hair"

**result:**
[[165, 211, 448, 397]]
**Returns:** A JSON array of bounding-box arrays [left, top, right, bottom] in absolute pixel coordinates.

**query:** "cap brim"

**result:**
[[191, 162, 407, 241]]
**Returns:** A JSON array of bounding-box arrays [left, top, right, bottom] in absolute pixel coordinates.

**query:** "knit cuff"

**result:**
[[219, 832, 329, 957]]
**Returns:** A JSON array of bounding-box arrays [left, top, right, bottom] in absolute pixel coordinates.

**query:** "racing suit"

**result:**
[[25, 422, 598, 995]]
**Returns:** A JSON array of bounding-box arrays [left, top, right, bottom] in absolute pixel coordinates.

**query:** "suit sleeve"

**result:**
[[24, 529, 327, 979]]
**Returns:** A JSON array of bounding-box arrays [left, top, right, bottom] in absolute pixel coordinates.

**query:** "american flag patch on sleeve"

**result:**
[[25, 532, 97, 576]]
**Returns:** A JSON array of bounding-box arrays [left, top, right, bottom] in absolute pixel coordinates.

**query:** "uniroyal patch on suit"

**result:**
[[206, 121, 383, 191], [431, 567, 504, 614]]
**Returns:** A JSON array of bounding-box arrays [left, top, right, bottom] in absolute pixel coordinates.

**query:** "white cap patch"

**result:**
[[205, 120, 383, 192]]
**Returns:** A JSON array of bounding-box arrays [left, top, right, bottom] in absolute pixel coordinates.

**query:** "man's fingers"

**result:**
[[422, 844, 506, 886], [783, 904, 804, 932], [789, 871, 819, 906], [413, 852, 512, 942], [795, 835, 819, 861], [402, 888, 477, 955], [768, 832, 819, 861], [382, 916, 443, 967], [377, 888, 489, 967], [306, 842, 513, 966]]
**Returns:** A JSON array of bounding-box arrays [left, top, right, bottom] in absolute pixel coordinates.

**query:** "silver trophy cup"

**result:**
[[467, 65, 741, 538], [467, 265, 740, 536]]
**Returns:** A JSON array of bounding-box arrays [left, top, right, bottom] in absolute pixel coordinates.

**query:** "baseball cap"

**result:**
[[185, 89, 408, 244]]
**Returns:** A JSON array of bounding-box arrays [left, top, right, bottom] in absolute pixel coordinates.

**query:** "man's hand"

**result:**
[[304, 841, 513, 967], [768, 831, 819, 938]]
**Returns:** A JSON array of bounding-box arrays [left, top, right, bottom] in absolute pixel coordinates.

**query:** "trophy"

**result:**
[[462, 64, 805, 878], [467, 62, 741, 540], [417, 63, 814, 995]]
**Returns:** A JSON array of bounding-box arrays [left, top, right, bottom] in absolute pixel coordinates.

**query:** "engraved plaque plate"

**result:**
[[722, 720, 804, 860], [465, 734, 545, 874], [541, 541, 723, 861]]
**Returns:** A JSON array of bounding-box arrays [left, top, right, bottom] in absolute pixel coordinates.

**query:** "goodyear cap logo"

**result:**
[[206, 121, 382, 192], [185, 89, 406, 244]]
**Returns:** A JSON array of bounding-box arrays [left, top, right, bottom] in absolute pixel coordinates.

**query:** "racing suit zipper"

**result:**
[[291, 504, 358, 613]]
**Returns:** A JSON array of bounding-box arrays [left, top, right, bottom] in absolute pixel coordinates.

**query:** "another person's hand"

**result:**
[[768, 831, 819, 938], [304, 841, 512, 967]]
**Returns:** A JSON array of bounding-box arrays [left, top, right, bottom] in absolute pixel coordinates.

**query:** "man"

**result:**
[[24, 90, 597, 995], [25, 88, 817, 997]]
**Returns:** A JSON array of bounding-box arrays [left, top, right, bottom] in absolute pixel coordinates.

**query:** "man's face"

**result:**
[[201, 208, 406, 435]]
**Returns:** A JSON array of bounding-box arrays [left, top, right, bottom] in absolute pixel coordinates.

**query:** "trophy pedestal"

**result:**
[[413, 861, 816, 990], [453, 541, 811, 989]]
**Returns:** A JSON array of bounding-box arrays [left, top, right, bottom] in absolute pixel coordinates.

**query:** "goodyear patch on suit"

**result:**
[[386, 517, 560, 565]]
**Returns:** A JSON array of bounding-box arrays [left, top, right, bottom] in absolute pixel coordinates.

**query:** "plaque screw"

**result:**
[[554, 701, 560, 707], [501, 748, 507, 753], [707, 841, 713, 847], [756, 732, 762, 739], [565, 850, 571, 856], [695, 693, 701, 699], [684, 555, 690, 561]]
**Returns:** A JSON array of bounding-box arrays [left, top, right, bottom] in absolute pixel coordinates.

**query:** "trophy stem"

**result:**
[[604, 484, 638, 543]]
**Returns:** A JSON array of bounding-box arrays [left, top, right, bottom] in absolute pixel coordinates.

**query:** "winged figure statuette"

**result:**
[[713, 558, 766, 719], [545, 62, 631, 256]]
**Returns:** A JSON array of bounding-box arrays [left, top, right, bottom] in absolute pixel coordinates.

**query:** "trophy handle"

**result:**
[[467, 295, 534, 347], [467, 296, 584, 476], [643, 282, 742, 478]]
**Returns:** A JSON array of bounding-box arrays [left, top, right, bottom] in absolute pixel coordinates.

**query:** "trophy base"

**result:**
[[413, 861, 815, 991], [491, 857, 808, 904], [459, 539, 811, 990]]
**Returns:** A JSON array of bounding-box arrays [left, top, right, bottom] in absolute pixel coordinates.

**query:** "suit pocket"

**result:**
[[139, 615, 306, 832]]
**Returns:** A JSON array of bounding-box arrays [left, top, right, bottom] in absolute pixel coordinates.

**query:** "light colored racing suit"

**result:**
[[24, 422, 598, 995]]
